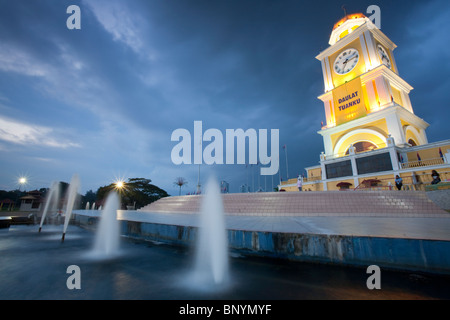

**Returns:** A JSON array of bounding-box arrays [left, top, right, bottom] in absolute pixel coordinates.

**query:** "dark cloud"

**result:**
[[0, 0, 447, 195]]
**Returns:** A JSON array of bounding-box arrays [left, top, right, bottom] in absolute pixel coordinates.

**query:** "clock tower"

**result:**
[[278, 12, 449, 192], [316, 13, 429, 158]]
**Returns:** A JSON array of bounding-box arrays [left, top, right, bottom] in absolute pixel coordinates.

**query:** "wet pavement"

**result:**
[[1, 224, 450, 300]]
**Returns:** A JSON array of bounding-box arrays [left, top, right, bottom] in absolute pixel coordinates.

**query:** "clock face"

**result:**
[[377, 45, 391, 69], [333, 48, 359, 75]]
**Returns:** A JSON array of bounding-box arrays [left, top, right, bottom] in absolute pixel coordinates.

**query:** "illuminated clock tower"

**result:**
[[316, 13, 429, 158]]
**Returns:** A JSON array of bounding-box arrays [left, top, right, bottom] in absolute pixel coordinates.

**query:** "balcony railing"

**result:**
[[353, 171, 450, 191], [280, 176, 322, 186], [400, 157, 445, 169]]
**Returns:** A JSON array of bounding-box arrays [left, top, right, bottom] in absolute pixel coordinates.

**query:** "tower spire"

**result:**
[[341, 5, 347, 17]]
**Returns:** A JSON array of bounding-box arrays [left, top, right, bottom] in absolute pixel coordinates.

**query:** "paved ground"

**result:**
[[140, 191, 448, 217], [128, 191, 450, 242], [12, 190, 450, 243]]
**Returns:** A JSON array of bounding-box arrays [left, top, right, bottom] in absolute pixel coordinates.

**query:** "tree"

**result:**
[[81, 189, 97, 208], [97, 178, 168, 209], [174, 177, 188, 196]]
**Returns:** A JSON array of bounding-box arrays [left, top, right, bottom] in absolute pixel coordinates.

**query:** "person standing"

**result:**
[[395, 175, 403, 190], [297, 175, 303, 192]]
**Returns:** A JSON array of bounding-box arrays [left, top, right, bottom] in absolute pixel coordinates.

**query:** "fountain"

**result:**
[[191, 176, 229, 287], [38, 181, 60, 233], [85, 202, 90, 210], [61, 174, 80, 242], [89, 191, 121, 259]]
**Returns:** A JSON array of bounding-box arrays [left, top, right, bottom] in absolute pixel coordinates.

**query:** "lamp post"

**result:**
[[116, 181, 124, 189], [115, 180, 126, 209], [16, 177, 27, 211], [18, 177, 26, 191]]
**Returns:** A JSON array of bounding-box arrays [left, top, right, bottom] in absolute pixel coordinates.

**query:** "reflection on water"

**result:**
[[1, 225, 450, 300]]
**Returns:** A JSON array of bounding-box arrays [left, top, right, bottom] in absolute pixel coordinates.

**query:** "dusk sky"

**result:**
[[0, 0, 449, 196]]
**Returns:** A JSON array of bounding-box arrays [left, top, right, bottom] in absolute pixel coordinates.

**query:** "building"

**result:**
[[0, 199, 16, 211], [19, 190, 44, 211], [280, 13, 450, 192]]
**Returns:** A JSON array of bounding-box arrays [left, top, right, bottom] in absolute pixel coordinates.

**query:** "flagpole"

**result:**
[[278, 168, 281, 191], [258, 162, 261, 191], [196, 164, 201, 194], [246, 165, 249, 191], [196, 135, 201, 194], [284, 145, 289, 181], [251, 164, 254, 192]]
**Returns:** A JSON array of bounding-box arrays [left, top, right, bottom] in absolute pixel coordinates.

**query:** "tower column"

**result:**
[[320, 152, 328, 190], [322, 133, 333, 157], [386, 135, 400, 171], [400, 90, 414, 113], [348, 145, 359, 187], [385, 110, 406, 146], [373, 75, 392, 107]]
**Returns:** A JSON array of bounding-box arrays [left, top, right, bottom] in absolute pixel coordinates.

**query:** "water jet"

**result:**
[[61, 174, 80, 242], [192, 176, 229, 287], [38, 181, 60, 233], [90, 191, 121, 258]]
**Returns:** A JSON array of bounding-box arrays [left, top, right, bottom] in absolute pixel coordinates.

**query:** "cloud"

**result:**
[[0, 43, 49, 77], [0, 116, 81, 149], [84, 0, 153, 59]]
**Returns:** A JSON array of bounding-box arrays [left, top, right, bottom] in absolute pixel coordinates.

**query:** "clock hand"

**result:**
[[341, 53, 356, 65], [346, 53, 357, 60]]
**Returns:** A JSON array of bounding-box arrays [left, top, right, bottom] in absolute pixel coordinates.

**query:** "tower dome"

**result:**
[[329, 13, 372, 46]]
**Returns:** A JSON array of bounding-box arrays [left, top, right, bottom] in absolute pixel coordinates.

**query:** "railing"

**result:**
[[400, 157, 445, 169], [280, 176, 322, 186], [324, 151, 349, 160], [353, 176, 414, 191], [353, 171, 450, 191], [303, 177, 321, 183], [323, 146, 391, 161], [414, 171, 450, 187]]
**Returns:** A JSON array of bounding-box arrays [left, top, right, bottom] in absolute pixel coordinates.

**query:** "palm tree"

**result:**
[[174, 177, 188, 196]]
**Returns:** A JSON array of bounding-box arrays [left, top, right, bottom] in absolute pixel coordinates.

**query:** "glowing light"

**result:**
[[116, 181, 124, 189], [16, 175, 29, 191], [112, 175, 128, 194]]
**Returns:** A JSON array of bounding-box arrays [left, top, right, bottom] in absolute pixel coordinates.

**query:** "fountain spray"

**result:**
[[38, 181, 60, 233], [61, 174, 80, 242]]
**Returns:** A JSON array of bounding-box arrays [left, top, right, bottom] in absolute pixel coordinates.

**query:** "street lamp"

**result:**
[[114, 180, 127, 195], [18, 177, 27, 191], [113, 179, 128, 209], [116, 181, 124, 189], [16, 177, 27, 211]]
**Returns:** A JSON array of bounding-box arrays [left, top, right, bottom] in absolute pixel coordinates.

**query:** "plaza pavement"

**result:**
[[127, 191, 450, 241]]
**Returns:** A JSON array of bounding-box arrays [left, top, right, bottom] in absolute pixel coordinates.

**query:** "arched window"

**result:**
[[345, 141, 378, 155]]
